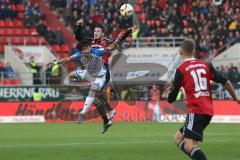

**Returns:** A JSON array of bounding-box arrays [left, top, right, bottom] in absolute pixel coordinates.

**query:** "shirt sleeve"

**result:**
[[167, 69, 183, 103], [209, 63, 227, 85], [91, 48, 107, 56], [70, 49, 82, 61]]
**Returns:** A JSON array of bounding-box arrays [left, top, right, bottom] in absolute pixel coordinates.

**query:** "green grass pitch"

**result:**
[[0, 122, 239, 160]]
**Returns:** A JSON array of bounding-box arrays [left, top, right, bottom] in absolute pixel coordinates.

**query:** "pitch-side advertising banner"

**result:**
[[0, 101, 240, 123]]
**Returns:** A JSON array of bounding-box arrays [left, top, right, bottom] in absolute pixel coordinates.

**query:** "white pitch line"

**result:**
[[0, 139, 238, 148]]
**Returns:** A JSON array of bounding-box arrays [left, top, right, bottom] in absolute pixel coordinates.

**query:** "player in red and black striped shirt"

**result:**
[[167, 39, 240, 160]]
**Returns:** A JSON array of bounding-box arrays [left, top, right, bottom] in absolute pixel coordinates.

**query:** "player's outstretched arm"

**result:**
[[209, 63, 240, 104], [104, 33, 124, 51], [224, 80, 240, 104], [74, 19, 93, 42], [104, 25, 139, 51], [48, 57, 71, 66]]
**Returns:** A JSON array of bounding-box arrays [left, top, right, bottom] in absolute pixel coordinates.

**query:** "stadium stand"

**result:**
[[47, 0, 240, 59], [0, 0, 240, 87]]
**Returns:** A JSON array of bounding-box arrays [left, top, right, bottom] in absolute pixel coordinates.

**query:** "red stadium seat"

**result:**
[[156, 20, 161, 27], [146, 20, 152, 26], [18, 37, 25, 45], [60, 44, 70, 52], [12, 28, 22, 36], [52, 44, 61, 52], [138, 13, 147, 21], [0, 45, 4, 53], [11, 79, 21, 85], [39, 36, 46, 45], [135, 4, 142, 13], [59, 53, 69, 59], [16, 4, 24, 12], [10, 4, 16, 11], [0, 20, 4, 27], [3, 79, 11, 85], [1, 37, 10, 44], [29, 28, 38, 35], [22, 28, 30, 36], [4, 28, 12, 36], [26, 37, 38, 45], [0, 29, 4, 36], [14, 20, 23, 27], [137, 0, 144, 4], [5, 20, 14, 27], [146, 37, 152, 44], [11, 37, 21, 45], [18, 12, 24, 19]]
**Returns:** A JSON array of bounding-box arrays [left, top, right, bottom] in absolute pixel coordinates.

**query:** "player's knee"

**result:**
[[91, 83, 100, 92], [174, 132, 183, 145], [93, 99, 98, 105]]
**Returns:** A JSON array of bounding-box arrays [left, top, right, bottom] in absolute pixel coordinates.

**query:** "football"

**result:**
[[120, 4, 134, 18]]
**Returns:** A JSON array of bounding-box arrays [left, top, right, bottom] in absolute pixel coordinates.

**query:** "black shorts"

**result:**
[[179, 113, 212, 142]]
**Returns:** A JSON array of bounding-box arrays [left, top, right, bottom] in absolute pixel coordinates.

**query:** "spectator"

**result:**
[[36, 20, 47, 36], [54, 27, 65, 44], [4, 63, 15, 79], [28, 56, 41, 85], [149, 85, 161, 122], [228, 67, 240, 88], [0, 4, 17, 19], [23, 14, 34, 27], [45, 27, 57, 44], [32, 87, 42, 102], [49, 60, 61, 85], [0, 61, 5, 79]]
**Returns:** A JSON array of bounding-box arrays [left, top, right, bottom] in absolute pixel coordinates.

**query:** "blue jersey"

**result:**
[[70, 48, 107, 76]]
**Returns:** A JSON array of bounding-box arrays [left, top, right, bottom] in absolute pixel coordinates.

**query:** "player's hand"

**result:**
[[236, 99, 240, 105], [76, 19, 84, 26], [131, 25, 138, 33]]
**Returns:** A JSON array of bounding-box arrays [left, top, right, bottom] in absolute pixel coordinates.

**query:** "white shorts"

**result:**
[[75, 68, 106, 90]]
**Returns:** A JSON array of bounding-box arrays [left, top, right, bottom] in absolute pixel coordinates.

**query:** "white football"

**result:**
[[120, 4, 134, 18]]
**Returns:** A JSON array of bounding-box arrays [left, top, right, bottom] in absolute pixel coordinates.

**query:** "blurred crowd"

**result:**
[[47, 0, 240, 59], [47, 0, 133, 39], [0, 0, 65, 45], [0, 0, 26, 20], [216, 63, 240, 88], [23, 1, 65, 45], [136, 0, 240, 59]]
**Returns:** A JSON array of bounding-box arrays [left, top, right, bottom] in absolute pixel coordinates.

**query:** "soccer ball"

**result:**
[[120, 4, 134, 18]]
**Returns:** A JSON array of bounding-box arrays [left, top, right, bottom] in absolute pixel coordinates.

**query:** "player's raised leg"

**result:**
[[77, 83, 99, 123]]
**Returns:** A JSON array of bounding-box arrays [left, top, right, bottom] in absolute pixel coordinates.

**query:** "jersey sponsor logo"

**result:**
[[185, 63, 206, 71], [194, 91, 210, 98]]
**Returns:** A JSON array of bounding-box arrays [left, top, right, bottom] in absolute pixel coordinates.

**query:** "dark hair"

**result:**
[[76, 40, 90, 51], [94, 23, 106, 33], [35, 87, 39, 92], [181, 38, 196, 55]]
